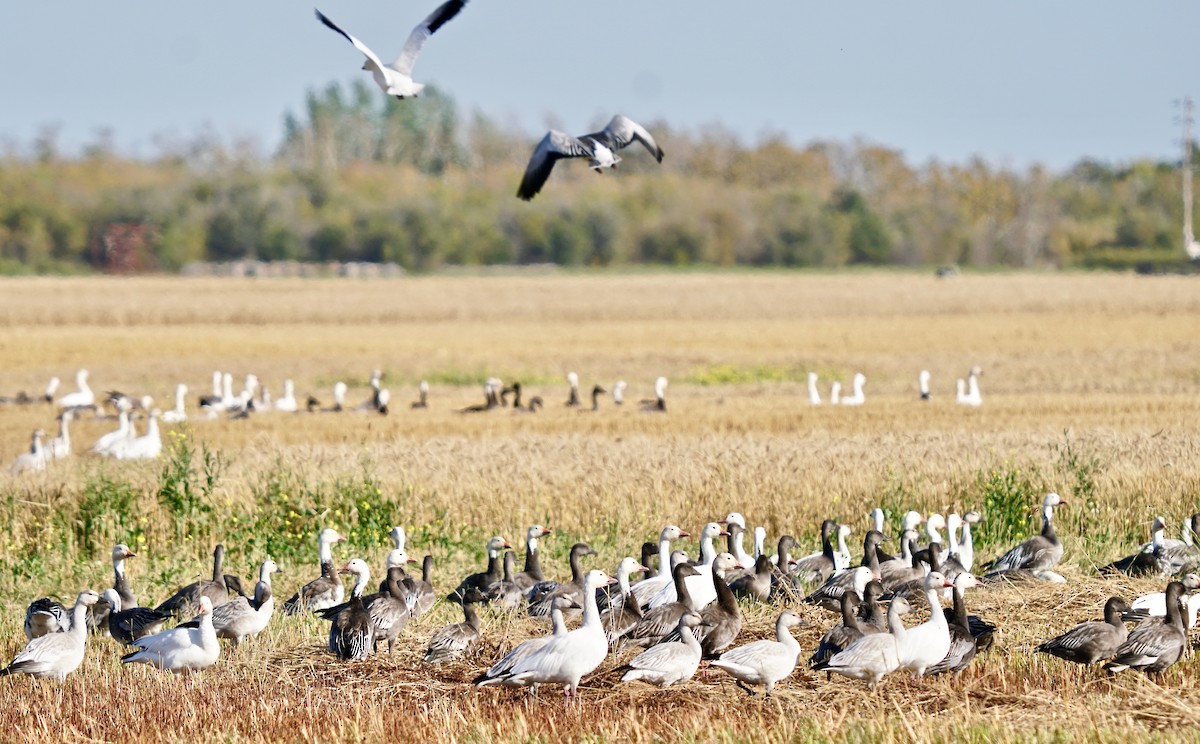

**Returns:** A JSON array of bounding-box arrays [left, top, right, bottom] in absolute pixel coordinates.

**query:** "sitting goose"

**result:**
[[1101, 516, 1172, 576], [619, 612, 706, 688], [1, 591, 101, 680], [984, 493, 1066, 579], [628, 525, 690, 608], [181, 559, 281, 646], [484, 552, 525, 610], [639, 376, 668, 412], [809, 591, 876, 672], [1036, 596, 1131, 666], [474, 570, 615, 701], [283, 528, 346, 613], [450, 535, 511, 602], [813, 595, 910, 689], [896, 572, 955, 677], [612, 381, 627, 405], [729, 554, 773, 602], [1104, 581, 1187, 674], [527, 543, 597, 617], [474, 595, 579, 688], [155, 544, 243, 618], [121, 596, 220, 673], [24, 597, 69, 640], [1125, 575, 1200, 629], [647, 522, 727, 610], [926, 573, 982, 675], [512, 524, 553, 593], [718, 514, 756, 569], [769, 535, 800, 601], [1156, 514, 1200, 576], [424, 588, 487, 664], [601, 557, 649, 647], [711, 610, 805, 698], [625, 563, 701, 648], [664, 553, 743, 658], [101, 589, 171, 646], [325, 559, 375, 661], [790, 521, 840, 586], [410, 380, 429, 409]]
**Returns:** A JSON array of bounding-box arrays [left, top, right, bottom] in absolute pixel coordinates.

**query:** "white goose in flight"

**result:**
[[315, 1, 468, 100], [517, 115, 665, 201]]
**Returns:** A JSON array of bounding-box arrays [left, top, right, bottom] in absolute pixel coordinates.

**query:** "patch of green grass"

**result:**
[[684, 363, 802, 386]]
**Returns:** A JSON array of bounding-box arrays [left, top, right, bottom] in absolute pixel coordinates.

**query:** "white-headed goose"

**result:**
[[103, 590, 171, 647], [56, 369, 94, 410], [517, 116, 664, 201], [161, 384, 189, 424], [896, 572, 955, 677], [2, 591, 100, 680], [452, 536, 512, 601], [984, 493, 1066, 578], [926, 573, 982, 675], [647, 522, 727, 610], [640, 376, 668, 412], [612, 381, 626, 405], [808, 372, 821, 405], [919, 370, 931, 400], [410, 380, 429, 409], [564, 372, 581, 407], [712, 610, 804, 697], [512, 525, 553, 593], [283, 528, 346, 613], [813, 595, 909, 689], [121, 595, 220, 673], [601, 557, 649, 647], [628, 525, 689, 607], [183, 559, 281, 646], [325, 559, 375, 661]]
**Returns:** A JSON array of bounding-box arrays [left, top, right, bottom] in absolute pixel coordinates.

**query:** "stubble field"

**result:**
[[0, 271, 1199, 743]]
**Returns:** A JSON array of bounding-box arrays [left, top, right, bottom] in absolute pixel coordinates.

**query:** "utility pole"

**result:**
[[1183, 96, 1200, 260]]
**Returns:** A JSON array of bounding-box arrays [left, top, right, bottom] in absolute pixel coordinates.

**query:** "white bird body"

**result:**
[[629, 525, 689, 607], [56, 369, 93, 409], [161, 384, 188, 424], [91, 412, 130, 455], [818, 595, 910, 688], [122, 596, 219, 673], [115, 411, 161, 460], [647, 522, 726, 610], [2, 591, 100, 681], [711, 611, 803, 696], [1131, 588, 1200, 629], [839, 373, 866, 406], [620, 613, 704, 688], [274, 379, 298, 412], [807, 372, 821, 405], [10, 429, 48, 475], [897, 573, 954, 676], [919, 370, 931, 400], [49, 412, 71, 460], [830, 382, 841, 405]]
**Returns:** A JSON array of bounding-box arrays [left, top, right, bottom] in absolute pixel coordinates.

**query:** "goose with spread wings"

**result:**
[[517, 115, 665, 201], [314, 1, 468, 100]]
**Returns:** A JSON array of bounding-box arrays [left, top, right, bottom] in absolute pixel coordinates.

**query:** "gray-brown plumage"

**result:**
[[857, 581, 888, 632], [1105, 582, 1186, 674], [769, 535, 799, 600], [624, 563, 700, 648], [283, 528, 346, 614], [689, 555, 743, 658], [325, 559, 374, 661], [451, 535, 511, 601], [1036, 596, 1130, 666], [406, 555, 436, 617], [984, 492, 1066, 577], [790, 520, 839, 586], [527, 542, 596, 617], [512, 525, 552, 593], [155, 544, 240, 618], [425, 588, 486, 664], [729, 554, 773, 602], [927, 574, 982, 675], [484, 551, 525, 610], [602, 557, 648, 647], [809, 591, 873, 671]]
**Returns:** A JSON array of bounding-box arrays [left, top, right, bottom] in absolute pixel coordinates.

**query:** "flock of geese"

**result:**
[[5, 363, 985, 475], [4, 497, 1197, 699]]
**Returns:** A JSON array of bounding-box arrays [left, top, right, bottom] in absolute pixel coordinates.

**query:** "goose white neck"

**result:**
[[699, 534, 718, 565], [946, 519, 960, 555], [927, 521, 942, 544], [775, 617, 799, 650], [581, 576, 603, 630], [351, 571, 370, 598], [69, 601, 90, 638], [657, 536, 672, 579], [318, 539, 334, 565], [753, 527, 766, 558]]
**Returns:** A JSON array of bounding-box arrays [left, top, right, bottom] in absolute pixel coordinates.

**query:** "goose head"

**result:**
[[76, 369, 90, 386], [196, 595, 214, 615], [888, 595, 912, 617], [661, 525, 689, 541], [902, 511, 924, 531], [100, 588, 122, 614], [527, 524, 552, 547], [926, 513, 946, 541], [963, 511, 982, 526], [712, 552, 743, 577], [567, 372, 579, 388], [864, 530, 889, 552], [679, 611, 707, 630], [486, 536, 513, 558], [923, 571, 953, 592], [775, 610, 805, 630], [720, 513, 747, 530], [616, 556, 650, 580], [75, 589, 101, 607], [862, 580, 885, 606], [259, 558, 281, 581], [701, 522, 729, 542], [583, 569, 616, 591], [386, 550, 415, 570], [670, 551, 691, 568], [952, 572, 978, 591], [552, 595, 584, 612], [112, 543, 137, 561], [1042, 492, 1067, 520], [318, 528, 346, 546], [338, 558, 371, 583], [869, 508, 886, 533], [837, 524, 853, 541], [1180, 573, 1200, 590], [849, 566, 876, 593], [570, 543, 598, 559], [418, 380, 429, 395]]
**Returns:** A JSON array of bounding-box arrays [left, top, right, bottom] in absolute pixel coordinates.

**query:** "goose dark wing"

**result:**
[[517, 131, 594, 201], [393, 0, 468, 75], [583, 115, 664, 162], [315, 9, 388, 74]]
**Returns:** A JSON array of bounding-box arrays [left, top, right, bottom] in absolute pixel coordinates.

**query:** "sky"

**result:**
[[1, 1, 1197, 170]]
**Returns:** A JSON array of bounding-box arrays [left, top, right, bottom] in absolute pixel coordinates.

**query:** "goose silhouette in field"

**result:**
[[314, 1, 468, 100], [517, 115, 664, 201]]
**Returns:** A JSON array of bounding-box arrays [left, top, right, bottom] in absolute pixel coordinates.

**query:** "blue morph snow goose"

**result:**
[[314, 1, 469, 100], [984, 492, 1067, 581], [2, 591, 100, 680], [517, 115, 664, 201], [1104, 581, 1187, 675], [1036, 596, 1131, 666], [283, 528, 346, 613]]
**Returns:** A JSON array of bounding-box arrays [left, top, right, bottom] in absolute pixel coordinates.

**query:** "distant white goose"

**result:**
[[161, 384, 188, 424], [830, 381, 842, 405], [612, 381, 627, 405], [839, 373, 867, 406], [48, 411, 72, 460], [121, 595, 220, 673], [956, 367, 982, 406], [44, 377, 60, 402], [56, 369, 94, 409], [517, 115, 665, 201], [199, 371, 224, 411], [274, 379, 298, 412], [315, 1, 468, 100], [115, 410, 161, 460], [9, 428, 48, 475], [640, 376, 668, 412], [90, 412, 128, 457], [919, 370, 931, 400], [620, 612, 705, 688], [475, 570, 614, 700], [807, 372, 822, 405], [647, 522, 727, 610], [711, 610, 804, 697], [1, 591, 100, 680]]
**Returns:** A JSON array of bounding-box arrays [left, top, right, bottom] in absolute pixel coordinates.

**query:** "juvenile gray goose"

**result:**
[[809, 590, 874, 672], [768, 535, 799, 601], [283, 527, 346, 614], [1036, 596, 1131, 666], [857, 580, 889, 632], [451, 535, 511, 602], [688, 553, 743, 657], [729, 554, 773, 602], [155, 544, 242, 618], [424, 588, 486, 664], [102, 589, 171, 646], [1104, 582, 1187, 675], [406, 555, 436, 617], [181, 559, 281, 645], [527, 543, 597, 617], [1100, 516, 1172, 577], [790, 520, 839, 586], [485, 551, 526, 610], [984, 492, 1066, 578], [805, 531, 887, 610], [619, 612, 705, 688], [624, 563, 701, 648], [601, 557, 648, 647]]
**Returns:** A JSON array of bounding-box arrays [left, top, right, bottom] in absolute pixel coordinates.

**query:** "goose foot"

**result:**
[[735, 680, 757, 697]]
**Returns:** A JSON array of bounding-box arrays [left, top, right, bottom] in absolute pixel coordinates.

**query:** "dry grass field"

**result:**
[[1, 270, 1199, 742]]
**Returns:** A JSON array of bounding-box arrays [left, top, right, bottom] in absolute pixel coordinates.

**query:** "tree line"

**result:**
[[0, 80, 1194, 274]]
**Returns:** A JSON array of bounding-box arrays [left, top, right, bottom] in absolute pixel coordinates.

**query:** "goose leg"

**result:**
[[735, 680, 757, 697]]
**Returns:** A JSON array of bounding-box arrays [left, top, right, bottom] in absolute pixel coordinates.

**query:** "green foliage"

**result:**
[[157, 430, 221, 540], [973, 463, 1042, 550], [71, 474, 145, 554], [685, 364, 800, 386]]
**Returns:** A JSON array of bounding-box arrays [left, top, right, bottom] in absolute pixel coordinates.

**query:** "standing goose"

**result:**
[[325, 559, 375, 661], [769, 535, 800, 600], [1104, 581, 1187, 674], [48, 411, 71, 460], [808, 372, 822, 405], [407, 555, 436, 617], [790, 520, 840, 586], [425, 588, 487, 664], [485, 551, 525, 610], [1036, 596, 1131, 666], [273, 380, 298, 413], [474, 570, 614, 700], [451, 536, 512, 601], [601, 557, 649, 646], [919, 370, 931, 400], [2, 591, 101, 680], [283, 528, 346, 613], [640, 376, 668, 412], [121, 596, 220, 673], [719, 514, 756, 569], [582, 384, 607, 412], [9, 429, 47, 475], [729, 554, 774, 602], [410, 380, 429, 409], [910, 513, 946, 568], [711, 611, 805, 697], [926, 573, 982, 675], [813, 596, 910, 689], [564, 372, 581, 407], [896, 572, 955, 677], [512, 524, 553, 593], [103, 590, 171, 646], [527, 543, 598, 617], [612, 381, 627, 405], [647, 522, 727, 610], [155, 544, 237, 618], [619, 612, 706, 688], [984, 493, 1067, 579], [517, 116, 665, 201], [809, 591, 874, 671], [182, 559, 281, 646], [954, 511, 982, 573], [314, 1, 468, 100], [116, 410, 161, 460], [90, 543, 139, 634], [625, 564, 702, 648], [474, 595, 578, 689], [628, 525, 690, 607], [687, 553, 743, 657]]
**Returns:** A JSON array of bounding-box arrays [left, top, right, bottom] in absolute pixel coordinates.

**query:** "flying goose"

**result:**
[[517, 115, 664, 201], [283, 528, 346, 613], [1036, 596, 1131, 666], [314, 1, 468, 100], [1104, 581, 1187, 674], [424, 587, 486, 664], [711, 610, 804, 697], [984, 492, 1066, 579], [2, 591, 101, 680], [619, 612, 706, 688], [122, 595, 220, 673]]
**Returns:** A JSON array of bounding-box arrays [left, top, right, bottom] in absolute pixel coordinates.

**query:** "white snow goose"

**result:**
[[919, 370, 931, 400], [121, 595, 220, 673], [474, 595, 577, 688], [601, 557, 649, 646], [2, 591, 101, 680], [983, 492, 1066, 580], [895, 571, 955, 677], [1125, 574, 1200, 629], [283, 528, 346, 613], [56, 369, 94, 410], [314, 1, 468, 100], [839, 372, 866, 406], [1036, 595, 1131, 666], [474, 570, 615, 700], [640, 376, 669, 412], [182, 559, 281, 646], [161, 384, 188, 424], [9, 428, 47, 476], [517, 115, 664, 201], [711, 610, 804, 697], [628, 525, 690, 607], [719, 513, 755, 568], [425, 587, 487, 664], [1104, 581, 1187, 674], [813, 595, 909, 688], [619, 612, 705, 688], [647, 522, 727, 610]]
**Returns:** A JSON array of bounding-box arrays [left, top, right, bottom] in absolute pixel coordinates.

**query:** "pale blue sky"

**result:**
[[1, 2, 1196, 169]]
